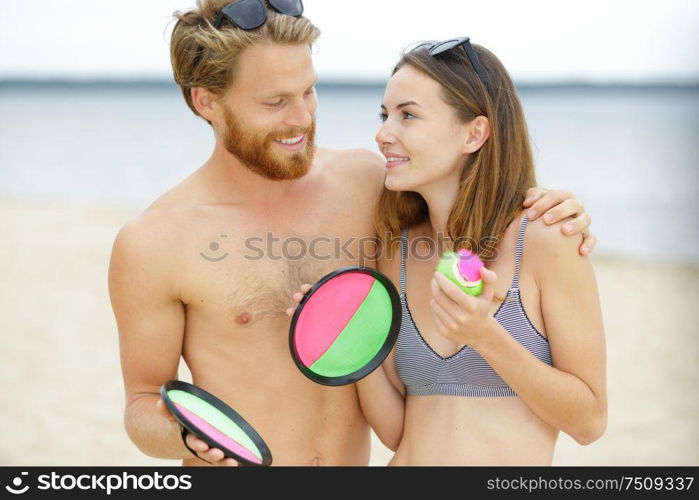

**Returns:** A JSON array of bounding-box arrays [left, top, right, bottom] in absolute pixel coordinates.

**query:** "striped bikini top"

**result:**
[[395, 215, 552, 397]]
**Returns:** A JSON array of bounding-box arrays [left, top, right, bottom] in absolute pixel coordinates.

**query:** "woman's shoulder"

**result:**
[[522, 212, 587, 270]]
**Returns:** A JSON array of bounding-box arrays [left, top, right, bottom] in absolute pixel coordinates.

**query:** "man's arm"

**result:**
[[110, 215, 238, 466], [108, 215, 190, 460]]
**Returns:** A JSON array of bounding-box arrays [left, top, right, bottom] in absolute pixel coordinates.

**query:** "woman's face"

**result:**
[[375, 65, 471, 193]]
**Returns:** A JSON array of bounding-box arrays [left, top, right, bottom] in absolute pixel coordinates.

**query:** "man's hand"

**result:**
[[285, 283, 313, 317], [523, 187, 597, 256], [155, 397, 239, 467]]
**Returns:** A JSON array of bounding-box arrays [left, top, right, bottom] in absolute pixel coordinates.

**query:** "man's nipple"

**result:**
[[235, 312, 253, 325]]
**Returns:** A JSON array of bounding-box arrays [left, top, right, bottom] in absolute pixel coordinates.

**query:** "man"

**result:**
[[108, 0, 595, 466]]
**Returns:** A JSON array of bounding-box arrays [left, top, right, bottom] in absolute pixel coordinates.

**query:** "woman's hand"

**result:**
[[430, 267, 499, 349], [285, 284, 312, 317], [523, 187, 596, 256]]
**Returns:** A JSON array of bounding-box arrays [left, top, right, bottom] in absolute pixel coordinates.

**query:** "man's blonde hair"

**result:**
[[170, 0, 321, 124]]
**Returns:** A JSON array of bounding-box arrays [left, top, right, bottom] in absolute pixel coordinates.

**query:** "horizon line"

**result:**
[[1, 77, 698, 91]]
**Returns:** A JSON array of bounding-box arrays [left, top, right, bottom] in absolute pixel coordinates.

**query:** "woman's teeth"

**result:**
[[387, 157, 409, 162]]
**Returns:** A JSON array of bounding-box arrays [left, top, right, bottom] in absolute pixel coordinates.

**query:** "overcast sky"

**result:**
[[1, 0, 697, 82]]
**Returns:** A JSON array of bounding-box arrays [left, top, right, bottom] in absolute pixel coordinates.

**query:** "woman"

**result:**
[[367, 37, 608, 465], [290, 37, 606, 466]]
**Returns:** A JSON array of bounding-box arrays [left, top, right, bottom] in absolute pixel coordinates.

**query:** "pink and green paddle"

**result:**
[[160, 381, 272, 466], [288, 267, 401, 386]]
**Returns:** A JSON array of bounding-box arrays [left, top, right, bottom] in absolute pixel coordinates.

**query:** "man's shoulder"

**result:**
[[317, 146, 384, 177], [111, 190, 196, 267], [111, 210, 175, 264], [316, 147, 385, 202]]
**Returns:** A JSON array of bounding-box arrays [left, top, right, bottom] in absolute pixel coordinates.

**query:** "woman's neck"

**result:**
[[418, 175, 462, 245]]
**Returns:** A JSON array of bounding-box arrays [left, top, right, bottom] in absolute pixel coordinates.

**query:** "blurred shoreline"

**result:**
[[2, 78, 699, 92], [1, 197, 697, 466]]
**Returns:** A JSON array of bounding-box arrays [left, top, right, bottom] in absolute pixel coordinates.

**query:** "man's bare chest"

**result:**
[[176, 208, 377, 325]]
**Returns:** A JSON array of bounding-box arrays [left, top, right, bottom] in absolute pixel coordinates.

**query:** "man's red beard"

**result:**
[[222, 107, 316, 181]]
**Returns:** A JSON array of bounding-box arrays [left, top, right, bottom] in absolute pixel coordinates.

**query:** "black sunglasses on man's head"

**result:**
[[214, 0, 304, 30], [421, 37, 491, 93]]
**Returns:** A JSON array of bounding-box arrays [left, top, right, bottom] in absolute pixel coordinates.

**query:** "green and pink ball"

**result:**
[[436, 249, 485, 296]]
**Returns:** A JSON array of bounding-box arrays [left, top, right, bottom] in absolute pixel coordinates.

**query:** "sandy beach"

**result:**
[[1, 197, 697, 466]]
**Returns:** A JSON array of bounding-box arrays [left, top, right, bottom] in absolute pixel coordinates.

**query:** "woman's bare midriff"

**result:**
[[390, 395, 558, 466]]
